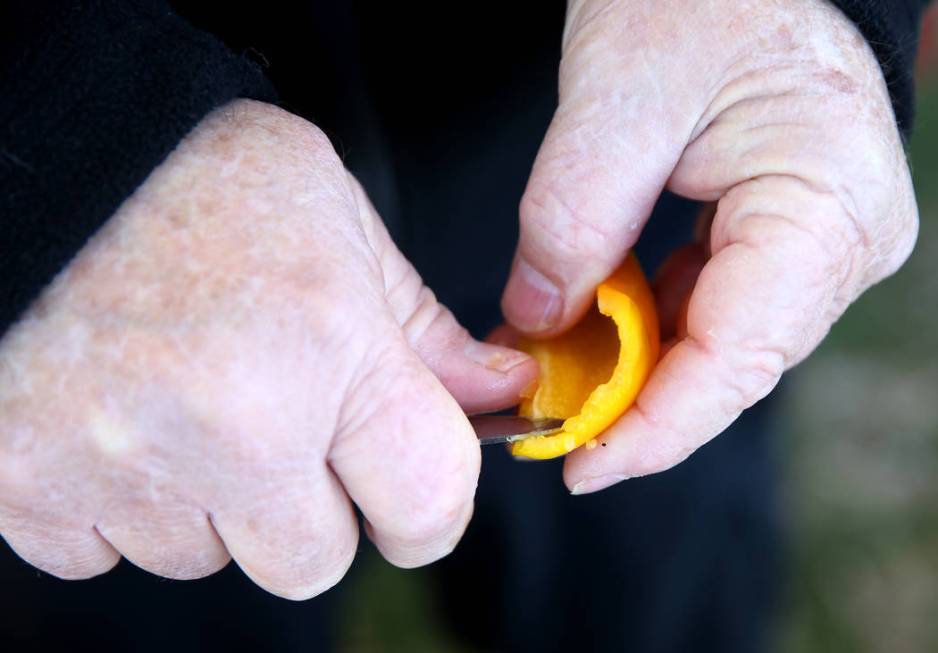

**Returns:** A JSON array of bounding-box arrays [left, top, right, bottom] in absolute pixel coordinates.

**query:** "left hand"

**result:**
[[0, 101, 535, 595], [501, 0, 918, 493]]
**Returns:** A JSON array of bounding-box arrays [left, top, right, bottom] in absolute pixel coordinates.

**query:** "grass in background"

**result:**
[[778, 70, 938, 653], [336, 558, 473, 653]]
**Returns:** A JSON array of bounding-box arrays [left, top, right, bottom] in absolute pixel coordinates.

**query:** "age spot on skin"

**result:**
[[166, 211, 191, 229], [818, 69, 858, 94], [773, 24, 796, 52]]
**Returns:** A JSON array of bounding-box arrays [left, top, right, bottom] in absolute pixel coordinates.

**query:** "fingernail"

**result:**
[[502, 258, 563, 332], [464, 341, 531, 374], [570, 474, 629, 495]]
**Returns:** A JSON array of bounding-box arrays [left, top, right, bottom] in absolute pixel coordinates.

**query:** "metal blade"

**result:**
[[469, 415, 564, 445]]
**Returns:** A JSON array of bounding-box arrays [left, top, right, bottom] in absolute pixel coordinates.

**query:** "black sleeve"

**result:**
[[0, 2, 930, 341], [828, 0, 931, 139], [0, 0, 276, 338]]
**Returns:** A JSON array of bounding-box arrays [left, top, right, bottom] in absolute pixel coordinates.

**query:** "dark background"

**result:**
[[1, 3, 936, 652]]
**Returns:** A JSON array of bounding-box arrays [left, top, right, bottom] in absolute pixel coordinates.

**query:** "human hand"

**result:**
[[500, 0, 917, 492], [0, 100, 536, 597]]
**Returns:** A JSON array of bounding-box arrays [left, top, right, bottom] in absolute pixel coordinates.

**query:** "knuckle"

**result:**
[[383, 539, 458, 570], [2, 528, 118, 580], [628, 405, 697, 477], [686, 331, 784, 412], [723, 345, 785, 411], [249, 546, 356, 601], [719, 176, 877, 305], [399, 287, 467, 355], [98, 521, 231, 581], [370, 475, 473, 569], [401, 494, 470, 549], [378, 519, 466, 570], [871, 190, 919, 280], [0, 455, 36, 514], [147, 555, 229, 581], [382, 473, 474, 566], [337, 343, 420, 442], [395, 282, 440, 334], [42, 556, 118, 581]]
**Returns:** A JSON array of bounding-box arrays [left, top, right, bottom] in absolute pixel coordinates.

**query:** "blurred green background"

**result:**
[[337, 10, 938, 652], [778, 10, 938, 653]]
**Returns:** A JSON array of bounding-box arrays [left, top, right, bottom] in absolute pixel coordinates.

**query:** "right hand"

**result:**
[[500, 0, 917, 492], [0, 100, 536, 599]]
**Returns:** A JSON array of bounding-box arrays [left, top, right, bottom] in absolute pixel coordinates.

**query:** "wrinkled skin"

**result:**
[[0, 101, 537, 598], [0, 0, 921, 596], [500, 0, 918, 493]]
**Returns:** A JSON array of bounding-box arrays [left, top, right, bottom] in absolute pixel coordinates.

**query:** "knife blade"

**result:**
[[469, 415, 564, 445]]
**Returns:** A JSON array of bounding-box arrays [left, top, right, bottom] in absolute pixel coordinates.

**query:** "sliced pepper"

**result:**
[[513, 255, 660, 460]]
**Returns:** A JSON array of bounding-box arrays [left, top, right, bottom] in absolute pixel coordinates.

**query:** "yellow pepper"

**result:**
[[513, 255, 660, 460]]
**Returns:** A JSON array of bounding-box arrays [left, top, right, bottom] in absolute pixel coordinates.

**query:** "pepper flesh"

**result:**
[[512, 255, 660, 460]]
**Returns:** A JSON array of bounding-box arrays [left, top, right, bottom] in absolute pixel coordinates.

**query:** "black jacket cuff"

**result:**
[[0, 0, 276, 337]]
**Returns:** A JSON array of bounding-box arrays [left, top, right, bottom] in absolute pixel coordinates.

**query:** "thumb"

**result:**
[[501, 21, 702, 335]]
